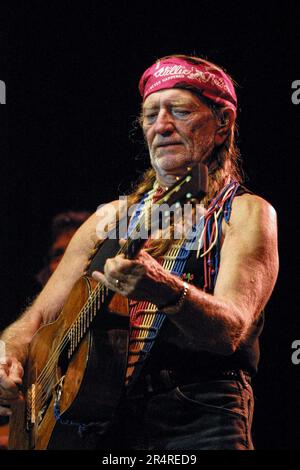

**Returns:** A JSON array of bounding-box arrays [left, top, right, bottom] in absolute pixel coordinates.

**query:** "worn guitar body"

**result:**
[[9, 276, 129, 450]]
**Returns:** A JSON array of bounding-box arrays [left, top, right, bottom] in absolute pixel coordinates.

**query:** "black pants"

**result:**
[[49, 370, 254, 450]]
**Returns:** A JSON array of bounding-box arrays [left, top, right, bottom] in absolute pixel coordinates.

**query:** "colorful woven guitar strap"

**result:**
[[125, 189, 204, 388]]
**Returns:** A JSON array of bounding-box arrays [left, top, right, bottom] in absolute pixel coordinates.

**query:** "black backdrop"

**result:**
[[0, 0, 299, 450]]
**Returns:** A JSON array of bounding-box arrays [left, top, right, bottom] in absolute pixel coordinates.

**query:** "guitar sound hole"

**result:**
[[57, 347, 69, 377]]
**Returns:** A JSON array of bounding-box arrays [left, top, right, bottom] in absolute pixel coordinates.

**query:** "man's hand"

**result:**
[[0, 357, 24, 416], [92, 243, 182, 307]]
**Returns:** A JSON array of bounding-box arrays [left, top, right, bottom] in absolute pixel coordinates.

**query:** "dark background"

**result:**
[[0, 0, 299, 450]]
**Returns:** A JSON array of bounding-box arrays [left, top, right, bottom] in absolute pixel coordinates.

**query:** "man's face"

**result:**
[[142, 89, 218, 183]]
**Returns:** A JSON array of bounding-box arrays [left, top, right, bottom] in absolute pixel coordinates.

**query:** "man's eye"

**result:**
[[172, 110, 190, 117], [144, 113, 157, 122]]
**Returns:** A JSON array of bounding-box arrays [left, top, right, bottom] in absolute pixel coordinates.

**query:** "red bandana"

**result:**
[[139, 57, 237, 114]]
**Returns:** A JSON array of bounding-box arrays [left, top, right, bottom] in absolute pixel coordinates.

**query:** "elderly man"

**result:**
[[0, 55, 278, 450]]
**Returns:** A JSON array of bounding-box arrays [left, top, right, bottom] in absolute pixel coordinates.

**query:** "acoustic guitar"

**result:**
[[9, 163, 207, 449]]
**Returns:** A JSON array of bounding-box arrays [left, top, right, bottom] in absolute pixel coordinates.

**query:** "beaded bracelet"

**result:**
[[159, 281, 189, 315]]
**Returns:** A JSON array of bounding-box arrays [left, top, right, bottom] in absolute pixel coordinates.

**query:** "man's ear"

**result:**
[[214, 107, 236, 146]]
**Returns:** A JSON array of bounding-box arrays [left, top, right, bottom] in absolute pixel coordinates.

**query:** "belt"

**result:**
[[127, 368, 252, 397]]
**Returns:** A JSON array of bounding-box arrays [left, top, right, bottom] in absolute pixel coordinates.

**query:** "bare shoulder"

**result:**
[[217, 192, 279, 318], [220, 193, 278, 275], [232, 193, 277, 217], [223, 193, 277, 236]]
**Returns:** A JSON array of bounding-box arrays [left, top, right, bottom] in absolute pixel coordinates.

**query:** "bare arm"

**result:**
[[94, 194, 279, 355]]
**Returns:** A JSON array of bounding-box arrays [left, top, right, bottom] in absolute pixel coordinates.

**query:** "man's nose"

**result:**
[[153, 110, 174, 135]]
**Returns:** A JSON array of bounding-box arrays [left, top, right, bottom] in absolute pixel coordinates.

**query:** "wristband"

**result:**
[[158, 281, 189, 314]]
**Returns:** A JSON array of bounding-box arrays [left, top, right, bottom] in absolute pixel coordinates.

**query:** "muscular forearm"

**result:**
[[165, 282, 246, 355]]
